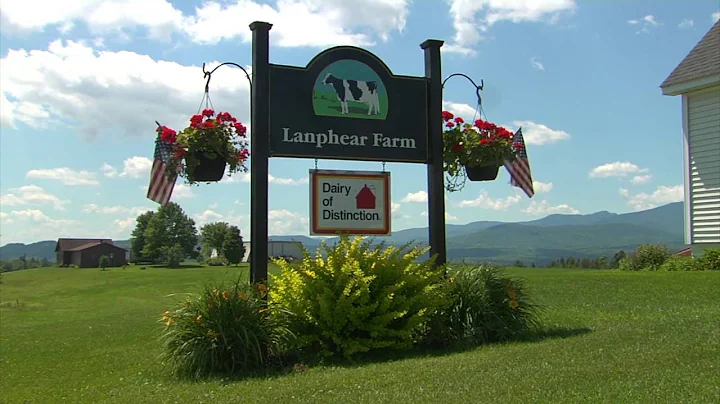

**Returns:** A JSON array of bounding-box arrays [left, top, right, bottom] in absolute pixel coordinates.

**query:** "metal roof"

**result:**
[[660, 19, 720, 89]]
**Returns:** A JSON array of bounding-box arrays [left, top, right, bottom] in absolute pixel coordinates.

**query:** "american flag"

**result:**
[[503, 127, 534, 198], [146, 125, 177, 205]]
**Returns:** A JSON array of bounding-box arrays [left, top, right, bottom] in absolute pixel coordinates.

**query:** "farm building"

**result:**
[[55, 238, 128, 268], [241, 240, 305, 262], [660, 19, 720, 257]]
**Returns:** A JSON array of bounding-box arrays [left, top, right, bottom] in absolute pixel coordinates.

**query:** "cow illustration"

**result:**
[[321, 73, 381, 116]]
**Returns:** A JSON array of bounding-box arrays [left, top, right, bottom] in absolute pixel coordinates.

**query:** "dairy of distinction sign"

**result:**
[[309, 169, 391, 236]]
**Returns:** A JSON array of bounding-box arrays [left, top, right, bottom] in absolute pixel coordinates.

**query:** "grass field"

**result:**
[[1, 265, 719, 403], [312, 90, 389, 120]]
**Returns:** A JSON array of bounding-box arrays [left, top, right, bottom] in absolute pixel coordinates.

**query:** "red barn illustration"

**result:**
[[356, 184, 376, 209]]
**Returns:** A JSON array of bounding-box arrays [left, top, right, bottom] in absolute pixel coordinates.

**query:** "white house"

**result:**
[[660, 19, 720, 256]]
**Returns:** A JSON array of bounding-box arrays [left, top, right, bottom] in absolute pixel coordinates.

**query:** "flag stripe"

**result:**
[[147, 133, 177, 206], [503, 127, 535, 198]]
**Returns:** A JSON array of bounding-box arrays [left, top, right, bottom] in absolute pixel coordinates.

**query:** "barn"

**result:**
[[55, 238, 128, 268], [660, 19, 720, 257]]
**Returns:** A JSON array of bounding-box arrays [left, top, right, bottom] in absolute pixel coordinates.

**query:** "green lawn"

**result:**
[[1, 265, 719, 403]]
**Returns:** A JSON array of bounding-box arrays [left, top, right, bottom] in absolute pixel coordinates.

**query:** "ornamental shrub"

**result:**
[[618, 244, 670, 271], [697, 248, 720, 271], [158, 278, 293, 379], [659, 255, 700, 272], [269, 236, 447, 360], [424, 264, 542, 346]]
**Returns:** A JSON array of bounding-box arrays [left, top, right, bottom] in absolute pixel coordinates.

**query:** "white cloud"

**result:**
[[113, 217, 138, 233], [100, 163, 118, 178], [713, 12, 720, 22], [0, 0, 184, 41], [83, 204, 153, 216], [119, 157, 152, 178], [26, 167, 99, 185], [0, 212, 12, 224], [619, 185, 683, 211], [628, 14, 661, 34], [522, 200, 579, 215], [457, 190, 522, 210], [401, 191, 428, 203], [631, 174, 652, 185], [1, 39, 250, 140], [172, 184, 196, 200], [1, 209, 76, 243], [420, 210, 459, 221], [503, 121, 571, 145], [268, 209, 308, 235], [533, 181, 553, 193], [589, 161, 649, 178], [442, 101, 478, 118], [445, 0, 577, 55], [194, 209, 224, 226], [678, 18, 694, 29], [183, 0, 409, 47], [0, 185, 70, 210], [530, 57, 545, 71], [1, 0, 408, 48], [221, 171, 308, 185]]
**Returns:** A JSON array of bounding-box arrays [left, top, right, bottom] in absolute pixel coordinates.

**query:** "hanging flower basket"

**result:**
[[465, 163, 500, 181], [188, 150, 227, 182], [441, 110, 523, 192], [158, 109, 250, 185]]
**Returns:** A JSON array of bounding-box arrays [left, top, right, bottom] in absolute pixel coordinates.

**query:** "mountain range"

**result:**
[[0, 202, 686, 266]]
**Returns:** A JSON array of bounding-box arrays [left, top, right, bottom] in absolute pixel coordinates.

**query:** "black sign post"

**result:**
[[249, 21, 272, 284], [421, 40, 447, 268]]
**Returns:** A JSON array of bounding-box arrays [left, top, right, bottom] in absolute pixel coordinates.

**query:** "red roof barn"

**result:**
[[55, 238, 128, 268], [356, 185, 376, 209]]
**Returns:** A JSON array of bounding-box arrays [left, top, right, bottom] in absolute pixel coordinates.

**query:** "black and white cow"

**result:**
[[321, 73, 381, 116]]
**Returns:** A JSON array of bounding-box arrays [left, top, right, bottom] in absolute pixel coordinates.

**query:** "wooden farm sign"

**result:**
[[309, 169, 391, 236]]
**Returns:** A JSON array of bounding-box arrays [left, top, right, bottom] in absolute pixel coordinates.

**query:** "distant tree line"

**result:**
[[0, 254, 51, 272], [547, 251, 627, 269], [130, 202, 245, 268]]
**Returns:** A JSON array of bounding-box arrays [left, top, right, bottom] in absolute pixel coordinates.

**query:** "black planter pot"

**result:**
[[465, 164, 500, 181], [190, 152, 226, 182]]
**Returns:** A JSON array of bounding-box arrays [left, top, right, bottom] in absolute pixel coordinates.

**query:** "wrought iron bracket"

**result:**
[[202, 62, 253, 95], [441, 73, 484, 107]]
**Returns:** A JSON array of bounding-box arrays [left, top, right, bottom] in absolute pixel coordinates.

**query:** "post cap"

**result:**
[[249, 21, 273, 31], [420, 39, 444, 49]]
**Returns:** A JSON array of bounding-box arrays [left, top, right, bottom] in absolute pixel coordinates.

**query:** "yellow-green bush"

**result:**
[[697, 248, 720, 271], [659, 255, 700, 271], [270, 236, 447, 359]]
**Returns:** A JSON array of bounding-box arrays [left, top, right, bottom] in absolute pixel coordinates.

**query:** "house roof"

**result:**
[[674, 247, 692, 256], [65, 241, 127, 252], [55, 238, 113, 252], [660, 19, 720, 91]]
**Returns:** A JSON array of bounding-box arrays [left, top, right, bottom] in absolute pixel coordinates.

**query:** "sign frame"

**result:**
[[309, 169, 391, 236]]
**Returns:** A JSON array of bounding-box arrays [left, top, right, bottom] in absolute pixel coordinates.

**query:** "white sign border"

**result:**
[[308, 169, 392, 236]]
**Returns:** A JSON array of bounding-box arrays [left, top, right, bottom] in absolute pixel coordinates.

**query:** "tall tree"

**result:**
[[130, 211, 156, 262], [222, 225, 245, 266], [143, 202, 198, 264], [199, 221, 230, 260]]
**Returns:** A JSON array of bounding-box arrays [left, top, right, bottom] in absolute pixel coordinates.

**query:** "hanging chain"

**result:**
[[382, 161, 386, 172], [314, 159, 318, 170]]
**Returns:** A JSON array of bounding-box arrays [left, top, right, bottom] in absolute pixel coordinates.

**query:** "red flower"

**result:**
[[454, 117, 464, 124], [236, 148, 250, 161], [201, 108, 215, 117], [190, 114, 202, 125], [452, 143, 463, 152], [446, 121, 455, 128], [234, 122, 247, 136], [204, 121, 215, 129], [159, 126, 177, 144], [442, 111, 454, 122], [480, 138, 490, 145]]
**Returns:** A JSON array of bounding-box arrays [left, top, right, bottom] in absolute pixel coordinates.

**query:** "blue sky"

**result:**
[[1, 0, 718, 245]]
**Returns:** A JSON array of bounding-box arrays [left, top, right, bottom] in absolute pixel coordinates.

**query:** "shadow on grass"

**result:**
[[164, 325, 593, 384]]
